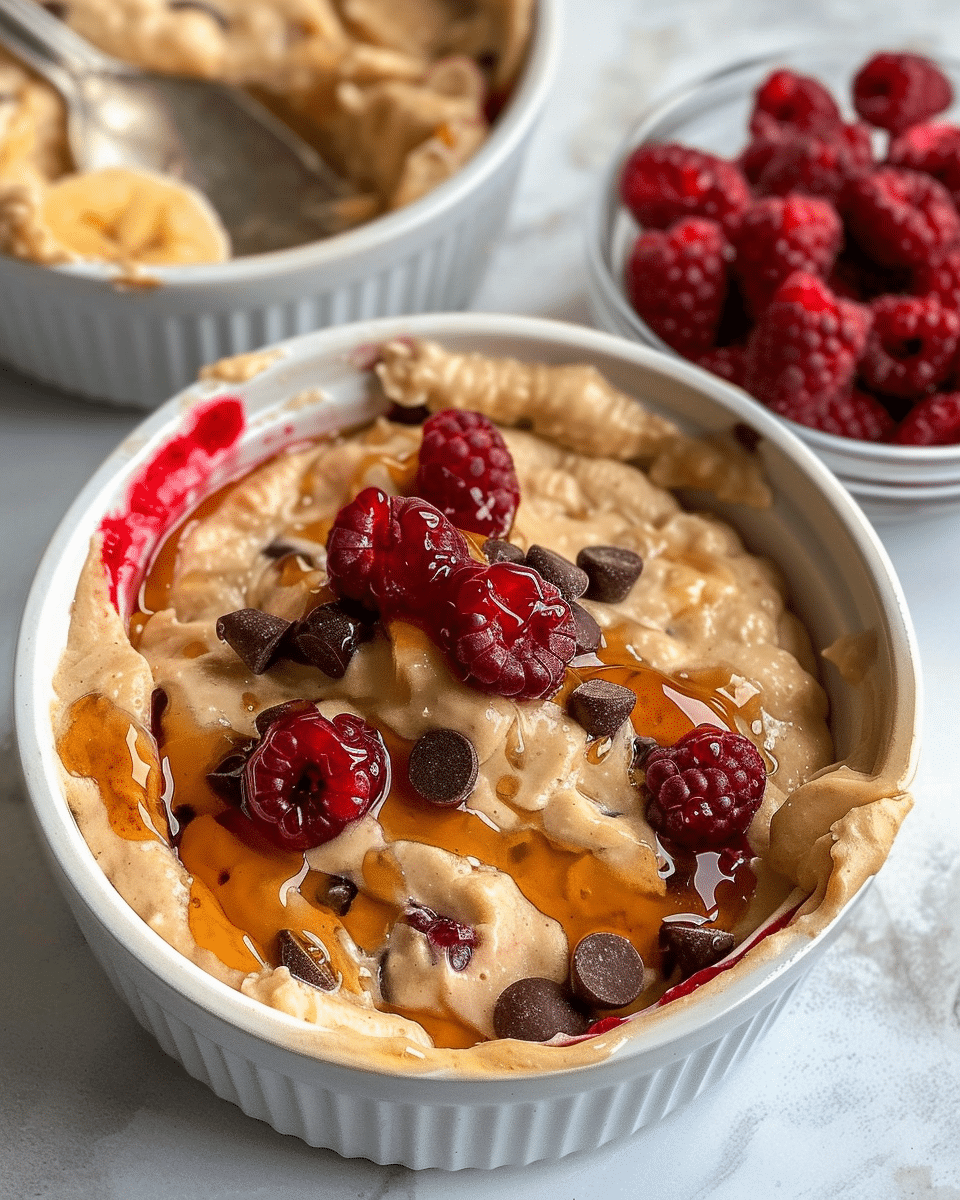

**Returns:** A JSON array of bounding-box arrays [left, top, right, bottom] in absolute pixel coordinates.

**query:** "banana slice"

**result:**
[[40, 166, 230, 266]]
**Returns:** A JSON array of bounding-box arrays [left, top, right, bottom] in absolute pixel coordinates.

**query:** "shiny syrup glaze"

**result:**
[[65, 446, 763, 1051]]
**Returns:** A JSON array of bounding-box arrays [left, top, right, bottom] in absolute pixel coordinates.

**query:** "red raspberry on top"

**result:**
[[243, 708, 389, 850], [887, 122, 960, 207], [891, 391, 960, 444], [749, 68, 842, 136], [326, 488, 470, 610], [730, 195, 843, 316], [743, 271, 872, 423], [624, 217, 731, 356], [414, 410, 520, 539], [756, 121, 873, 205], [853, 51, 953, 136], [643, 726, 766, 851], [845, 167, 960, 268], [859, 294, 960, 400], [619, 143, 750, 233], [438, 560, 577, 701]]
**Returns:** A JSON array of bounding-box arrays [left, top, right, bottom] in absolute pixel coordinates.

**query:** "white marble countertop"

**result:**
[[3, 1, 960, 1195]]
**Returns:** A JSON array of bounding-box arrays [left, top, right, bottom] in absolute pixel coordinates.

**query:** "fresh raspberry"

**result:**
[[756, 121, 873, 205], [891, 391, 960, 444], [844, 167, 960, 268], [853, 52, 953, 136], [242, 708, 389, 850], [619, 143, 751, 232], [913, 245, 960, 309], [828, 241, 912, 302], [624, 217, 731, 355], [887, 122, 960, 207], [793, 387, 896, 440], [749, 68, 842, 136], [438, 561, 577, 701], [743, 271, 872, 420], [643, 726, 766, 851], [326, 488, 470, 609], [859, 294, 960, 399], [404, 904, 478, 972], [696, 344, 746, 387], [414, 410, 520, 538], [730, 195, 843, 316]]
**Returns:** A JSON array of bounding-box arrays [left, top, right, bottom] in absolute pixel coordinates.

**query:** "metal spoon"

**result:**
[[0, 0, 351, 255]]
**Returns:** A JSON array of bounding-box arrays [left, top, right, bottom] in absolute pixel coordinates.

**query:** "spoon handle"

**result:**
[[0, 0, 118, 89]]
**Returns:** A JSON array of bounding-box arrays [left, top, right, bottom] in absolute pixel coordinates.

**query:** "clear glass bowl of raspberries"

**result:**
[[586, 42, 960, 522]]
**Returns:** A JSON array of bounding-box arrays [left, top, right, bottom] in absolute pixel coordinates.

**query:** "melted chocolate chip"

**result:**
[[576, 546, 644, 604], [253, 698, 316, 736], [278, 928, 337, 992], [318, 875, 357, 917], [483, 537, 525, 565], [167, 0, 229, 31], [569, 602, 601, 654], [524, 545, 589, 601], [493, 978, 588, 1042], [386, 402, 431, 425], [171, 803, 196, 829], [150, 687, 168, 740], [263, 539, 304, 560], [567, 679, 636, 738], [216, 608, 291, 674], [217, 869, 230, 886], [732, 422, 762, 453], [408, 728, 479, 807], [285, 602, 367, 679], [206, 751, 249, 805], [570, 933, 644, 1010], [659, 921, 736, 979]]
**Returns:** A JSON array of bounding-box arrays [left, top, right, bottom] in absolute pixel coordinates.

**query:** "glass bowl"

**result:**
[[585, 43, 960, 523]]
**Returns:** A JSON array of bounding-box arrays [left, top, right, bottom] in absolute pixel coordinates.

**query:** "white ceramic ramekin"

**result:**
[[0, 3, 559, 409], [584, 43, 960, 523], [15, 313, 920, 1170]]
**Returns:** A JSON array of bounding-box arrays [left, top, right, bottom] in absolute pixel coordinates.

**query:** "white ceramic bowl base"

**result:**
[[15, 314, 920, 1170]]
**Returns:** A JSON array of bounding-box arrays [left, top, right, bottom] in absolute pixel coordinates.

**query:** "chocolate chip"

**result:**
[[171, 803, 196, 829], [254, 698, 316, 736], [576, 546, 644, 603], [168, 0, 229, 31], [524, 545, 589, 601], [632, 735, 659, 769], [150, 687, 168, 740], [569, 602, 601, 654], [493, 978, 588, 1042], [732, 422, 762, 453], [567, 679, 636, 738], [263, 539, 303, 560], [285, 602, 367, 679], [216, 608, 291, 674], [483, 538, 525, 565], [386, 402, 431, 425], [278, 929, 337, 992], [206, 751, 249, 804], [659, 921, 735, 979], [408, 728, 478, 807], [318, 875, 357, 917], [570, 933, 645, 1010]]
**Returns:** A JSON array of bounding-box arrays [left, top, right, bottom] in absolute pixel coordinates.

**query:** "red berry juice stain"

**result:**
[[98, 397, 245, 613]]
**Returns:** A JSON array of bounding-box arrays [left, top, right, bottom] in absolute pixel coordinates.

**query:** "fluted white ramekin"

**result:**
[[0, 3, 559, 408], [15, 314, 920, 1169]]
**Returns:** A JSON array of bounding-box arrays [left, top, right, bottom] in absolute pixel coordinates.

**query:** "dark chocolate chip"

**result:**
[[659, 921, 736, 979], [216, 608, 291, 674], [167, 0, 229, 31], [150, 686, 168, 740], [386, 402, 431, 425], [408, 728, 479, 807], [318, 875, 357, 917], [567, 679, 636, 738], [254, 698, 316, 736], [285, 602, 367, 679], [576, 546, 644, 603], [631, 735, 659, 769], [206, 751, 249, 805], [570, 932, 645, 1010], [278, 928, 337, 991], [493, 977, 588, 1042], [524, 545, 589, 601], [732, 422, 761, 453], [217, 869, 230, 885], [569, 602, 601, 654], [171, 803, 196, 829], [483, 538, 525, 565]]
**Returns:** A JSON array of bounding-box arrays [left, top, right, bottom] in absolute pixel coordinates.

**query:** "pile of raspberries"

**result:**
[[620, 51, 960, 444]]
